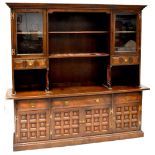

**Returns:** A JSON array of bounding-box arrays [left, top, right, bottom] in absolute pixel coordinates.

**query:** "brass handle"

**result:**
[[64, 101, 69, 106], [95, 99, 100, 103]]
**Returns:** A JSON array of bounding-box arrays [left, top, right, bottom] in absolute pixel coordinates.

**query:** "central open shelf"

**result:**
[[49, 57, 107, 88]]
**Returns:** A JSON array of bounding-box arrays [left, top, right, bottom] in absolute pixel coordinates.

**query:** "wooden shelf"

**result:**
[[17, 32, 43, 34], [49, 53, 109, 58], [48, 31, 108, 34], [115, 31, 136, 33]]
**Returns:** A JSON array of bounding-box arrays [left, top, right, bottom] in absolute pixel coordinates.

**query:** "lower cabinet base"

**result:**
[[14, 131, 144, 151]]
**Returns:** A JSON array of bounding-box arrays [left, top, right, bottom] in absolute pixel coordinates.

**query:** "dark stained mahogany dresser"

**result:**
[[6, 3, 149, 151]]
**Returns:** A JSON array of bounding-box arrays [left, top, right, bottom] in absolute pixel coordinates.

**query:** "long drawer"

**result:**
[[51, 95, 112, 108], [16, 99, 49, 111]]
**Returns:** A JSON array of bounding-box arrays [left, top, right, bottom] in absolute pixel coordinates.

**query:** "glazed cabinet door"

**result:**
[[113, 92, 142, 132], [114, 12, 138, 54], [12, 9, 46, 56], [111, 11, 141, 66]]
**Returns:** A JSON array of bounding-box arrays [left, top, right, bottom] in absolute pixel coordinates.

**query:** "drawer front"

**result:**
[[51, 95, 112, 107], [113, 92, 141, 104], [14, 59, 47, 70], [112, 56, 139, 65], [16, 99, 49, 111]]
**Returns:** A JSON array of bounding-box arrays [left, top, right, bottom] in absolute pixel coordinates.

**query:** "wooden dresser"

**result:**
[[6, 3, 149, 151]]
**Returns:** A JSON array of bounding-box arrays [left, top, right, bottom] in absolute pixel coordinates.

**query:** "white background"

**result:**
[[0, 0, 154, 155]]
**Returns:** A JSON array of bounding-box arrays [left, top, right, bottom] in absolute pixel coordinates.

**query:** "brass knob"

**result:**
[[28, 60, 33, 66], [124, 58, 128, 62], [96, 99, 100, 103], [64, 101, 69, 106]]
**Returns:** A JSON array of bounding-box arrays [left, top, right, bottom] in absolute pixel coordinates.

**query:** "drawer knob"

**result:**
[[96, 99, 100, 103], [124, 58, 128, 62], [30, 103, 35, 108], [64, 101, 69, 106], [28, 61, 33, 66]]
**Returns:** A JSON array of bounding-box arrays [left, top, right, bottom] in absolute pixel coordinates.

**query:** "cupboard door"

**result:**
[[82, 105, 112, 136], [51, 108, 81, 139], [113, 92, 141, 132], [16, 110, 50, 143], [13, 9, 46, 55]]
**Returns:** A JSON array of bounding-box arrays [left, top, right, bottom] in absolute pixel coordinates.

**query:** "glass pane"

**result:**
[[115, 33, 136, 52], [115, 13, 136, 52], [16, 13, 43, 54]]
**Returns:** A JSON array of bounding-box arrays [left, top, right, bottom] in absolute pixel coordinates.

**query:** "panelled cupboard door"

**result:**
[[51, 107, 82, 139], [12, 9, 46, 56], [113, 92, 142, 132], [50, 104, 112, 140], [82, 105, 112, 136], [15, 110, 50, 143]]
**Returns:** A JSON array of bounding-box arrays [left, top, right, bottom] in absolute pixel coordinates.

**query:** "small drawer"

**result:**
[[112, 56, 139, 65], [14, 60, 25, 69], [51, 95, 111, 107], [16, 99, 49, 111], [114, 92, 141, 104]]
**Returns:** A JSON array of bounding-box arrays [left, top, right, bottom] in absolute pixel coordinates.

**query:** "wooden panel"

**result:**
[[16, 99, 49, 111], [51, 95, 111, 107], [112, 56, 139, 65], [16, 110, 50, 143]]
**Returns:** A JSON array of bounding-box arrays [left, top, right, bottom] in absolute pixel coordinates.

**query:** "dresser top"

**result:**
[[6, 3, 146, 11]]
